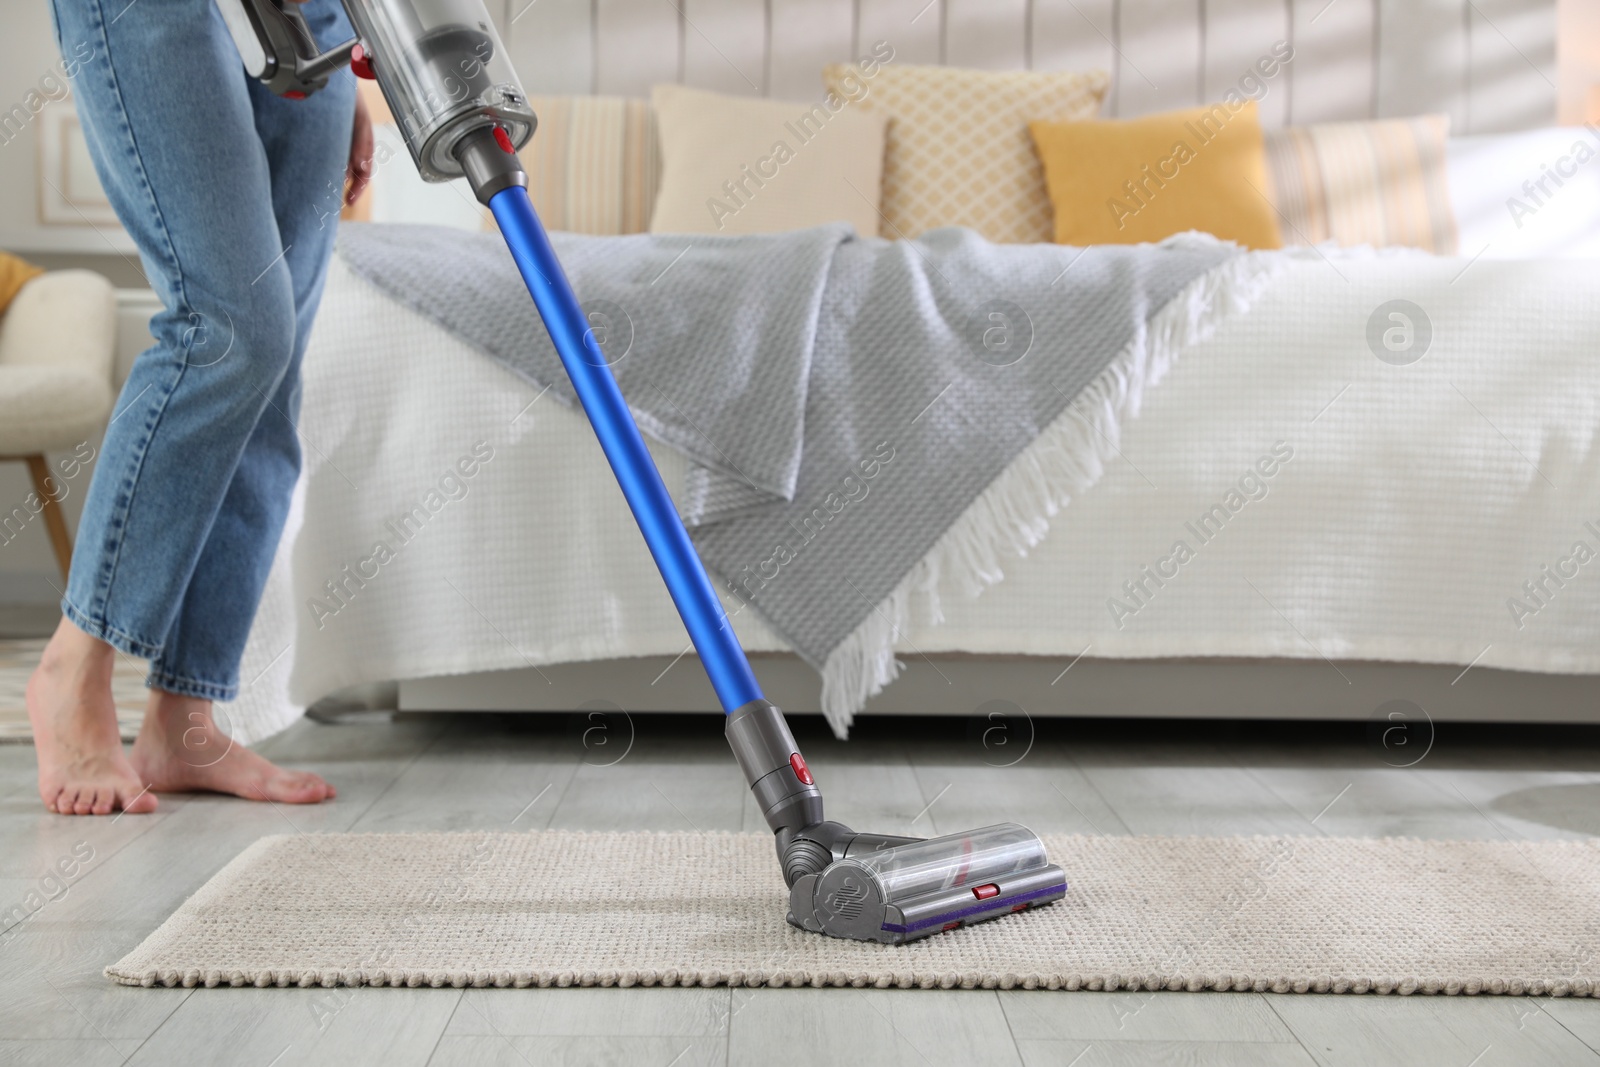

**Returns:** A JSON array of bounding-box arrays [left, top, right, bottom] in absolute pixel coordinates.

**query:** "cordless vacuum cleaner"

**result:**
[[218, 0, 1067, 943]]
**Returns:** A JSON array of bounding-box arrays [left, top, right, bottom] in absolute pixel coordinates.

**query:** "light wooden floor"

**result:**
[[4, 711, 1600, 1067]]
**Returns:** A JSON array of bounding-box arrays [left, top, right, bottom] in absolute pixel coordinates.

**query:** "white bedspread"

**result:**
[[223, 249, 1600, 743]]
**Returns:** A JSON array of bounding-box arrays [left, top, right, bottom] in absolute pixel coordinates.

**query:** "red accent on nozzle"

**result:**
[[972, 883, 1000, 900], [284, 91, 306, 100], [941, 921, 961, 931], [789, 752, 813, 786], [350, 43, 375, 80], [493, 126, 516, 154]]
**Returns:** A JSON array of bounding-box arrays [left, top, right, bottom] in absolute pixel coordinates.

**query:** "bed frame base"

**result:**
[[396, 655, 1600, 723]]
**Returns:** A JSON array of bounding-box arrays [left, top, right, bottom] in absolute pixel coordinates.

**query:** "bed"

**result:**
[[215, 2, 1600, 743], [217, 240, 1600, 742]]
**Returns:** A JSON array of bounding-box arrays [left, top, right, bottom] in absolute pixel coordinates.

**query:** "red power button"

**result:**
[[789, 753, 813, 786]]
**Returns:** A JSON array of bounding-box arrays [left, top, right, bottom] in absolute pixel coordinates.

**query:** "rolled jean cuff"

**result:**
[[60, 598, 166, 660], [144, 667, 238, 703]]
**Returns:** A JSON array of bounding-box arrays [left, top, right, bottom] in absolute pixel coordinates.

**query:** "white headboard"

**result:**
[[492, 0, 1558, 134]]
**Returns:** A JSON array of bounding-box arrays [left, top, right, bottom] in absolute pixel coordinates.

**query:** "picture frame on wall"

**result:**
[[35, 103, 117, 227]]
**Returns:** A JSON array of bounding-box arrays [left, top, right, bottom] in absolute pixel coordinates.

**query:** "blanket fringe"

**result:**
[[819, 244, 1289, 738]]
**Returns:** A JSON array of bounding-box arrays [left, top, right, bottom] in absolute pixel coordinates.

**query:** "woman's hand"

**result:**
[[345, 89, 374, 207]]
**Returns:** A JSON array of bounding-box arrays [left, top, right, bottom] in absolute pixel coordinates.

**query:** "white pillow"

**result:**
[[648, 84, 886, 236], [1448, 128, 1600, 259]]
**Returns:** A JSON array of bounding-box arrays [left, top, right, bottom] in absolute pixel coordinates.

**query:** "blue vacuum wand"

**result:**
[[218, 0, 1066, 943]]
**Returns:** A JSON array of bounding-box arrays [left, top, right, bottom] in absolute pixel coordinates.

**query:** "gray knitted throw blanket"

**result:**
[[338, 223, 1277, 735]]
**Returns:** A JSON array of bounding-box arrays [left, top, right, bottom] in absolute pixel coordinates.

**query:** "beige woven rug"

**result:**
[[108, 831, 1600, 996]]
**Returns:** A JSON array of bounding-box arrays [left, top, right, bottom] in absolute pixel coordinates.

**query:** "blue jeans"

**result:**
[[49, 0, 355, 701]]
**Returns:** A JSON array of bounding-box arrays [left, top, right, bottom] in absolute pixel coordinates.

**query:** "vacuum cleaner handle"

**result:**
[[479, 171, 767, 714], [214, 0, 357, 98], [478, 153, 834, 873], [453, 134, 1070, 944]]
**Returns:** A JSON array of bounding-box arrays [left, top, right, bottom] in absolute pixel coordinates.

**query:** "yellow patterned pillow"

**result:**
[[822, 63, 1108, 244]]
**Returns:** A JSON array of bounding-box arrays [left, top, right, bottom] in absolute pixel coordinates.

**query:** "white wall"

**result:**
[[0, 1, 137, 257]]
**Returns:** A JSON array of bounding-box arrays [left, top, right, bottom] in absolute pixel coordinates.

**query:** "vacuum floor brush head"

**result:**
[[787, 822, 1068, 944], [727, 698, 1068, 944]]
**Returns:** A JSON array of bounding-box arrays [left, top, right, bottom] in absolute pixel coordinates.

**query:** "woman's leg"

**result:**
[[30, 0, 328, 814], [132, 1, 356, 802]]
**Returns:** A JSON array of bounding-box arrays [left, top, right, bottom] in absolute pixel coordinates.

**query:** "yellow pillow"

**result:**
[[0, 252, 43, 317], [1030, 102, 1283, 249]]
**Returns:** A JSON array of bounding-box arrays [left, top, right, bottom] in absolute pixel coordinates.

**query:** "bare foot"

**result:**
[[28, 618, 158, 816], [131, 690, 336, 804]]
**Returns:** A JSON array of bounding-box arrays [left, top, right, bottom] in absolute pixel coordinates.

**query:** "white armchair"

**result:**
[[0, 269, 117, 580]]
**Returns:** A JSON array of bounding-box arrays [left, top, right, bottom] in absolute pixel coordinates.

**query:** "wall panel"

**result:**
[[1205, 0, 1293, 126], [1469, 0, 1557, 132], [538, 0, 1555, 130], [769, 0, 856, 100], [1289, 0, 1376, 123], [857, 0, 944, 67], [945, 0, 1028, 71], [1031, 0, 1116, 83], [595, 0, 682, 97], [1377, 0, 1468, 127], [1116, 0, 1203, 117], [504, 0, 595, 94], [683, 0, 767, 95]]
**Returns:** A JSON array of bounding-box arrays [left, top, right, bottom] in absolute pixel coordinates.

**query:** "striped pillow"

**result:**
[[513, 95, 661, 235], [1264, 116, 1458, 254]]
